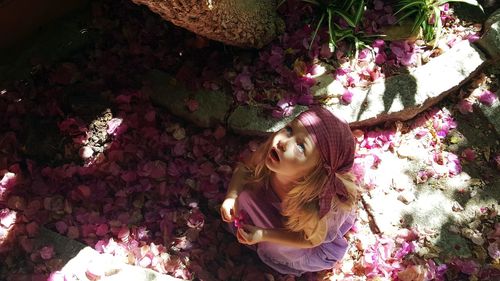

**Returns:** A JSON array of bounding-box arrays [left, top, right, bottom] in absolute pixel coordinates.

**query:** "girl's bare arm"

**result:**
[[225, 163, 251, 199]]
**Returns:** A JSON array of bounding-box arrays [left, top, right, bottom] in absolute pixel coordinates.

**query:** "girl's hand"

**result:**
[[220, 197, 238, 223], [236, 224, 264, 245]]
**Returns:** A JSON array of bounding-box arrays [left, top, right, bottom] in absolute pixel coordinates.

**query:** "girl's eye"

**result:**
[[285, 126, 292, 135], [296, 143, 305, 153]]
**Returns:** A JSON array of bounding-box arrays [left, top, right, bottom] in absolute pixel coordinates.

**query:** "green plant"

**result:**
[[395, 0, 482, 45], [302, 0, 371, 55]]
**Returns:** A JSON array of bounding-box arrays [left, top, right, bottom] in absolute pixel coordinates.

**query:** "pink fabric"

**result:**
[[235, 186, 355, 276], [297, 106, 355, 217]]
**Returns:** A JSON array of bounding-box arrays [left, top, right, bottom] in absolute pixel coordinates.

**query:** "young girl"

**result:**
[[220, 106, 358, 276]]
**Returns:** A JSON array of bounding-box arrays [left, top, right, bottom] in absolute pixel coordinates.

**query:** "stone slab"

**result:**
[[144, 70, 232, 128], [36, 228, 184, 281], [325, 40, 487, 128], [478, 91, 500, 135], [150, 40, 486, 135], [362, 144, 500, 259], [62, 247, 184, 281], [227, 105, 307, 135], [35, 227, 87, 263], [476, 9, 500, 61], [147, 27, 488, 136]]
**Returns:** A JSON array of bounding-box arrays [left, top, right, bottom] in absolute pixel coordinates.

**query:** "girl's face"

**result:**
[[265, 119, 321, 181]]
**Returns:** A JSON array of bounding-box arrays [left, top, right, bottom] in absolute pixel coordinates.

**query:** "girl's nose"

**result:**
[[277, 139, 287, 152]]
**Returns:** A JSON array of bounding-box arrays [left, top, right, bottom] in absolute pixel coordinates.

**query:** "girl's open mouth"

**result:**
[[270, 148, 280, 162]]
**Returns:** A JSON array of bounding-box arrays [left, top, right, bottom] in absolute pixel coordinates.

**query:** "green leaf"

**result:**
[[328, 8, 335, 47], [309, 13, 325, 50], [334, 10, 357, 28], [354, 0, 365, 26], [395, 1, 425, 15], [433, 7, 442, 47], [301, 0, 321, 6], [341, 0, 355, 11], [397, 10, 418, 23], [337, 34, 355, 42], [423, 21, 435, 41], [413, 10, 427, 33]]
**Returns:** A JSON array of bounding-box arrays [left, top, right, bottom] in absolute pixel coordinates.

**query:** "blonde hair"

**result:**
[[244, 132, 359, 240]]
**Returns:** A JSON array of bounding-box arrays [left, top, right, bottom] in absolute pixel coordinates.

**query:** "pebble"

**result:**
[[397, 191, 416, 204]]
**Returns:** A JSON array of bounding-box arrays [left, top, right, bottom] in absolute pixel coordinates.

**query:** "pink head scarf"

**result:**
[[297, 106, 355, 218]]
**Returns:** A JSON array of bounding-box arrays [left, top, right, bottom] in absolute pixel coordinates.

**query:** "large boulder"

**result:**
[[131, 0, 282, 48]]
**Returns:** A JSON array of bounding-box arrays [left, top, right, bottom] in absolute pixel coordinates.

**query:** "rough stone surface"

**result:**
[[227, 105, 307, 135], [36, 228, 184, 280], [131, 0, 282, 48], [62, 247, 184, 281], [361, 114, 500, 259], [323, 41, 487, 128], [35, 227, 87, 263], [478, 91, 500, 134], [144, 70, 232, 128], [150, 40, 486, 135], [476, 9, 500, 60], [362, 160, 500, 258]]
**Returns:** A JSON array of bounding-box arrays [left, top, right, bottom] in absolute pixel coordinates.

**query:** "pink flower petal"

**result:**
[[107, 118, 124, 135], [457, 99, 474, 114], [96, 223, 109, 236], [186, 99, 199, 112], [67, 226, 80, 239], [478, 90, 498, 106], [461, 148, 476, 161], [487, 241, 500, 259], [213, 126, 226, 140], [55, 221, 68, 234], [118, 227, 130, 243], [40, 245, 55, 260], [26, 221, 39, 237], [341, 90, 353, 105]]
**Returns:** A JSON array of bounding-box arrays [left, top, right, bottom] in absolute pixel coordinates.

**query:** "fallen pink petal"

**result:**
[[478, 90, 498, 106], [0, 1, 498, 280], [458, 99, 474, 114], [461, 148, 476, 161]]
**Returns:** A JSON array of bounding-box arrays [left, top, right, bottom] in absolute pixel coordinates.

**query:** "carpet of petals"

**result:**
[[0, 0, 499, 280]]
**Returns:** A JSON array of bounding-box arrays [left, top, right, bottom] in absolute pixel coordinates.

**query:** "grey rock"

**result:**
[[149, 41, 486, 134], [478, 91, 500, 135], [476, 8, 500, 61], [62, 247, 183, 281], [35, 228, 183, 281], [322, 41, 486, 128], [144, 70, 232, 128], [228, 105, 308, 135], [147, 41, 487, 135], [35, 227, 86, 263], [431, 232, 472, 259], [363, 167, 499, 259]]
